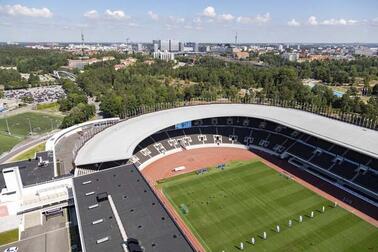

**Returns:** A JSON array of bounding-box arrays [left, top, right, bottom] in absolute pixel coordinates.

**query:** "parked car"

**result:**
[[3, 247, 18, 252]]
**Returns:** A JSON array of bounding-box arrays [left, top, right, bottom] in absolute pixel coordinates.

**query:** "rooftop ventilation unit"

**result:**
[[96, 192, 108, 202]]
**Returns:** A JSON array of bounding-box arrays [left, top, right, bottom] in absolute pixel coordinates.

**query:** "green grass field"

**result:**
[[161, 160, 378, 252], [0, 229, 18, 246], [10, 142, 46, 161], [0, 112, 62, 155]]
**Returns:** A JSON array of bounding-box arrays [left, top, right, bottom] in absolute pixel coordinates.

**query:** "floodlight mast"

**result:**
[[5, 116, 11, 135]]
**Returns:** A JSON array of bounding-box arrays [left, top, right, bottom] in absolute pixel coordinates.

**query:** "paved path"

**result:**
[[0, 132, 55, 164], [0, 226, 69, 252]]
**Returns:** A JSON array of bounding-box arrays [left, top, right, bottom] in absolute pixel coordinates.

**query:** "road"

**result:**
[[0, 132, 56, 164]]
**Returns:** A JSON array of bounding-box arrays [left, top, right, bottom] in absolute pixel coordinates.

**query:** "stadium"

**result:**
[[74, 103, 378, 252], [1, 102, 378, 252]]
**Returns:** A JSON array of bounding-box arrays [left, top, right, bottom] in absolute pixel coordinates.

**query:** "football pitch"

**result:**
[[161, 159, 378, 252], [0, 112, 62, 154]]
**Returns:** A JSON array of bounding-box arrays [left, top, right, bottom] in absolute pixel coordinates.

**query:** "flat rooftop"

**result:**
[[76, 104, 378, 166], [73, 164, 194, 252], [0, 151, 55, 189]]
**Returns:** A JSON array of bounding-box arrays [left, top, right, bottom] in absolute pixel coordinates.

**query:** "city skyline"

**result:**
[[0, 0, 378, 43]]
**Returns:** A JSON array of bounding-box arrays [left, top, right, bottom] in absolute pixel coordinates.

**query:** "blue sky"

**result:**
[[0, 0, 377, 43]]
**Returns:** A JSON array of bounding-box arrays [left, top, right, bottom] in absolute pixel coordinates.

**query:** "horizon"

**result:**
[[0, 0, 378, 43]]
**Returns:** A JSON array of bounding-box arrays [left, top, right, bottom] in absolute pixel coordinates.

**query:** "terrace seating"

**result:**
[[305, 136, 334, 151], [150, 131, 175, 151], [343, 150, 371, 166], [129, 116, 377, 206], [353, 171, 378, 193], [328, 144, 348, 156], [199, 126, 217, 144], [329, 160, 358, 180], [183, 127, 202, 145], [309, 152, 336, 170], [368, 159, 378, 172], [287, 142, 315, 161], [216, 126, 234, 144]]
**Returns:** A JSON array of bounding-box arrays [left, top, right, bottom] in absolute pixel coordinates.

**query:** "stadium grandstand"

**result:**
[[71, 103, 377, 251], [1, 103, 377, 252]]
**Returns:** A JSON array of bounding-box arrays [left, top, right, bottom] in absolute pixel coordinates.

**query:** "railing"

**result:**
[[121, 97, 378, 131], [71, 119, 120, 161], [47, 118, 120, 173]]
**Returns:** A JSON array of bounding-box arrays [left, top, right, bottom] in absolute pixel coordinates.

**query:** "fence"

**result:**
[[121, 97, 377, 131]]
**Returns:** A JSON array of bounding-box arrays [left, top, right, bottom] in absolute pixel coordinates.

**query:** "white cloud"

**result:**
[[236, 13, 271, 24], [84, 10, 98, 19], [0, 4, 53, 18], [308, 16, 318, 25], [288, 18, 300, 26], [168, 16, 185, 23], [193, 17, 202, 24], [219, 14, 234, 22], [202, 6, 216, 17], [307, 16, 359, 26], [372, 17, 378, 26], [104, 9, 129, 20], [321, 18, 358, 25], [147, 11, 159, 21], [127, 22, 139, 27]]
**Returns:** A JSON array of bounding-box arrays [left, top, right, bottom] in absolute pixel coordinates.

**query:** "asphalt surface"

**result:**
[[0, 210, 70, 252], [0, 132, 54, 165], [0, 226, 69, 252]]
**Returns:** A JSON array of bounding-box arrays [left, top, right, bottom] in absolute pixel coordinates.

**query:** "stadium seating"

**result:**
[[128, 116, 378, 200]]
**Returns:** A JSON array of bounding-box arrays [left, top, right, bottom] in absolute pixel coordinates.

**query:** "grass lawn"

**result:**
[[0, 112, 62, 155], [11, 142, 46, 161], [0, 134, 22, 155], [161, 159, 378, 252], [0, 229, 18, 246]]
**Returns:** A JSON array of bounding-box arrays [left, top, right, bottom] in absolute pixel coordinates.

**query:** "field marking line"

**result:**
[[255, 155, 378, 228], [162, 188, 211, 252]]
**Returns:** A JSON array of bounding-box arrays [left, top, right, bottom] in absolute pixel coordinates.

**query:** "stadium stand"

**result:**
[[118, 116, 377, 207]]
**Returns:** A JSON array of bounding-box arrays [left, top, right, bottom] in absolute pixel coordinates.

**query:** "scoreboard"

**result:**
[[175, 121, 192, 129]]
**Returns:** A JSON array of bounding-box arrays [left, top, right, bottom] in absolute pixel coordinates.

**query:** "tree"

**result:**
[[372, 84, 378, 96], [60, 103, 95, 128], [100, 93, 125, 118], [28, 73, 39, 86]]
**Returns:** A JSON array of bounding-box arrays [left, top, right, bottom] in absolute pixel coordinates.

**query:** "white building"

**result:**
[[282, 52, 299, 62], [153, 51, 175, 61]]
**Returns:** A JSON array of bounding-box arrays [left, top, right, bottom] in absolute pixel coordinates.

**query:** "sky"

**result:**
[[0, 0, 377, 43]]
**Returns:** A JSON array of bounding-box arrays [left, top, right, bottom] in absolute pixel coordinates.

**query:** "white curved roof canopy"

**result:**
[[75, 104, 378, 166]]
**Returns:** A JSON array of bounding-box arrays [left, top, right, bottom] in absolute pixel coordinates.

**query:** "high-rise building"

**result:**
[[137, 43, 143, 52], [159, 40, 170, 51], [169, 40, 180, 52], [278, 44, 284, 52], [179, 42, 184, 52], [194, 42, 199, 52], [152, 40, 159, 52], [153, 43, 159, 52]]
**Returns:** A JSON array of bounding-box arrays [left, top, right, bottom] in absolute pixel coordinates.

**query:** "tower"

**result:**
[[81, 31, 85, 56]]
